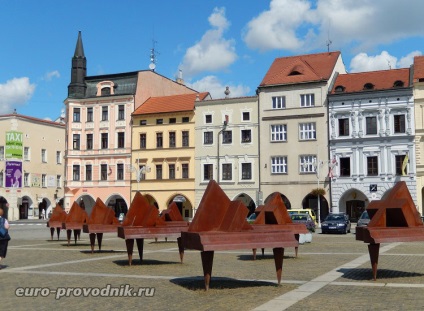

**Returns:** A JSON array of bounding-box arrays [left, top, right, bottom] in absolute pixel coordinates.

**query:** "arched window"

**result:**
[[334, 85, 345, 93], [393, 80, 404, 87], [363, 83, 374, 90]]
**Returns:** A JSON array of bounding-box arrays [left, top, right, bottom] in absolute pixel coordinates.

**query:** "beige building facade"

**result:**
[[0, 113, 65, 220]]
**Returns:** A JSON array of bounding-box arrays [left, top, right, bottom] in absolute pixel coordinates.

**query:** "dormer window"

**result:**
[[334, 85, 345, 93], [363, 83, 374, 90], [393, 80, 404, 87], [288, 65, 304, 76], [96, 81, 115, 96]]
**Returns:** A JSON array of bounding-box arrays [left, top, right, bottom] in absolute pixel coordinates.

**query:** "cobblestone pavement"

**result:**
[[1, 223, 424, 311]]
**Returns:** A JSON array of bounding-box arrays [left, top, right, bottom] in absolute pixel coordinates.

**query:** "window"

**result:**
[[203, 164, 213, 181], [222, 131, 232, 144], [87, 107, 93, 122], [118, 105, 125, 120], [101, 87, 111, 96], [101, 106, 108, 121], [222, 163, 232, 180], [182, 117, 189, 123], [367, 156, 378, 176], [205, 114, 212, 123], [24, 173, 30, 187], [56, 151, 61, 164], [73, 134, 80, 150], [24, 147, 30, 161], [140, 134, 146, 149], [395, 155, 408, 176], [0, 172, 3, 187], [394, 115, 406, 133], [100, 164, 107, 181], [169, 132, 176, 148], [156, 119, 163, 125], [182, 164, 189, 179], [299, 123, 316, 140], [338, 118, 349, 136], [101, 133, 108, 149], [117, 164, 124, 180], [366, 116, 377, 135], [300, 94, 315, 107], [42, 174, 46, 187], [156, 165, 162, 180], [41, 149, 47, 163], [140, 120, 147, 126], [340, 157, 351, 177], [271, 124, 287, 142], [204, 131, 213, 145], [73, 108, 80, 122], [169, 118, 176, 124], [242, 112, 250, 121], [272, 96, 286, 109], [56, 175, 61, 188], [241, 163, 252, 180], [0, 146, 3, 160], [182, 131, 189, 147], [300, 155, 316, 173], [169, 164, 175, 179], [118, 132, 125, 148], [86, 165, 92, 181], [138, 165, 146, 180], [73, 165, 80, 181], [271, 156, 288, 174], [156, 132, 163, 148], [86, 134, 93, 150], [241, 129, 252, 143]]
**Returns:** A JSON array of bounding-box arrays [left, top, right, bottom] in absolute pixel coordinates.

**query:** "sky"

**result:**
[[1, 0, 424, 120]]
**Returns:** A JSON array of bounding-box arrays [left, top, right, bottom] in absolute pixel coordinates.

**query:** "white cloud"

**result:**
[[0, 77, 36, 114], [349, 51, 422, 72], [243, 0, 424, 53], [44, 70, 60, 81], [179, 7, 237, 77], [187, 75, 250, 99]]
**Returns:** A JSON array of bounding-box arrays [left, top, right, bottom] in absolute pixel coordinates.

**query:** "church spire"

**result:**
[[68, 31, 87, 98]]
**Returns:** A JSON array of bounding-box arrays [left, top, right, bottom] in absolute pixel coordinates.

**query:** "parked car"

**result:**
[[321, 213, 351, 234], [246, 213, 257, 224], [290, 213, 316, 232], [288, 209, 317, 224], [357, 211, 370, 227]]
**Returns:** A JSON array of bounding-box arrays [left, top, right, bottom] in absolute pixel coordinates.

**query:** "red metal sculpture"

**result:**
[[251, 193, 309, 258], [47, 204, 67, 240], [62, 201, 88, 246], [181, 180, 299, 290], [356, 181, 424, 280], [117, 192, 188, 265], [83, 198, 120, 253]]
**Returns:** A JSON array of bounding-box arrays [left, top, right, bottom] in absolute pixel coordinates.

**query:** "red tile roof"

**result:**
[[132, 92, 210, 115], [259, 51, 341, 86], [413, 56, 424, 82], [330, 68, 410, 94]]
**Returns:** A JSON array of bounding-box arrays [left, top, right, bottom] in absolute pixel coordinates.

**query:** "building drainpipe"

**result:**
[[256, 88, 261, 206], [217, 117, 228, 184]]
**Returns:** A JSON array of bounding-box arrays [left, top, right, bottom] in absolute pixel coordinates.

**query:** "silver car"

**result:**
[[357, 211, 370, 227]]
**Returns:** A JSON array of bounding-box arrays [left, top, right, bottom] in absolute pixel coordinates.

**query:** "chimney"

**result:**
[[176, 69, 184, 85]]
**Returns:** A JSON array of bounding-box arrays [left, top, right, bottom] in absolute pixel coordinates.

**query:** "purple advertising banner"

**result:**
[[6, 161, 23, 188]]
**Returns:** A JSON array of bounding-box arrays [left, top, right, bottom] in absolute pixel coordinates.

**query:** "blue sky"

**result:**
[[1, 0, 424, 120]]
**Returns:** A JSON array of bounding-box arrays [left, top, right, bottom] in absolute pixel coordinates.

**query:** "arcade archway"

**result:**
[[264, 192, 291, 209], [302, 194, 329, 223], [234, 193, 256, 216], [167, 194, 194, 220]]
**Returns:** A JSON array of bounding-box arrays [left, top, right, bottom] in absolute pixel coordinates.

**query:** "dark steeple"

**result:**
[[68, 31, 87, 98]]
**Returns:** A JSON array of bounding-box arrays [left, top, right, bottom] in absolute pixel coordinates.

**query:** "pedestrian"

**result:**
[[42, 209, 46, 220], [0, 208, 11, 269]]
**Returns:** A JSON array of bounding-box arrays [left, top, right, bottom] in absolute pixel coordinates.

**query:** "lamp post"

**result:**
[[313, 159, 322, 228]]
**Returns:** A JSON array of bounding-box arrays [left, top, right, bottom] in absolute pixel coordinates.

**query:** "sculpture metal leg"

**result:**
[[177, 237, 184, 263], [50, 228, 55, 240], [252, 248, 257, 260], [126, 239, 134, 266], [201, 251, 214, 291], [273, 247, 284, 285], [368, 243, 380, 281], [66, 230, 72, 246], [89, 233, 96, 253], [136, 238, 144, 264], [56, 228, 61, 240], [97, 233, 103, 252]]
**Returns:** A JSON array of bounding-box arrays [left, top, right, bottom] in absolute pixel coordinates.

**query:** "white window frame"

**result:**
[[300, 155, 317, 173], [221, 163, 233, 181], [0, 146, 4, 160], [272, 96, 286, 109], [299, 122, 316, 140], [24, 173, 30, 187], [56, 175, 61, 188], [241, 111, 251, 122], [203, 131, 214, 145], [42, 174, 46, 187], [240, 161, 253, 181], [41, 149, 47, 163], [56, 151, 61, 164], [203, 163, 214, 181], [271, 156, 288, 174], [271, 124, 287, 142], [24, 147, 30, 161], [241, 129, 252, 143], [300, 94, 315, 107]]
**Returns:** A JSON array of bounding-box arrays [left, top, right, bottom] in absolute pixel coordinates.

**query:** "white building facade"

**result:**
[[328, 68, 417, 219]]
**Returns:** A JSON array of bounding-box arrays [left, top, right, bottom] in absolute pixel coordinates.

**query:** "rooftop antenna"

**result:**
[[387, 60, 392, 69], [326, 21, 332, 53], [149, 39, 159, 71]]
